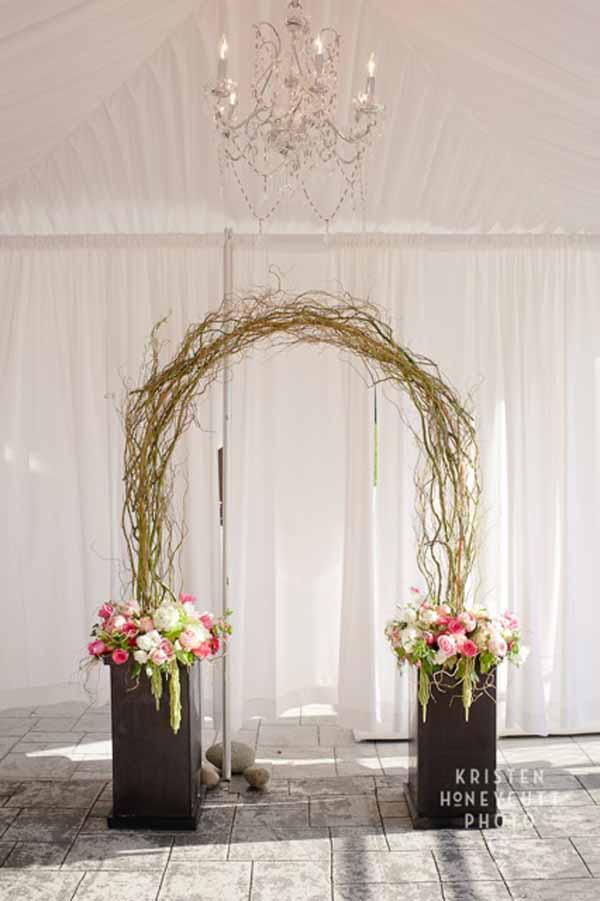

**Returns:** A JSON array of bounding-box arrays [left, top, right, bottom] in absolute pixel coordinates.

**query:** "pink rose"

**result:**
[[423, 631, 436, 646], [438, 634, 457, 656], [112, 649, 129, 665], [459, 639, 478, 658], [199, 613, 213, 630], [122, 621, 138, 636], [180, 593, 197, 605], [447, 618, 466, 636], [150, 647, 168, 665], [503, 610, 519, 630], [160, 638, 174, 660], [98, 603, 113, 620], [88, 640, 107, 657], [138, 616, 155, 633], [192, 641, 213, 660]]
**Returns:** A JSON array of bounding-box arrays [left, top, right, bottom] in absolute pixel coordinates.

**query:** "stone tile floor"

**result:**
[[0, 702, 598, 899]]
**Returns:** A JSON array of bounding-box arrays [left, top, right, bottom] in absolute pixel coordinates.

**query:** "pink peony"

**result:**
[[459, 639, 478, 658], [138, 616, 155, 633], [438, 634, 457, 656], [98, 603, 114, 620], [88, 640, 107, 657], [112, 649, 129, 665], [447, 618, 466, 636]]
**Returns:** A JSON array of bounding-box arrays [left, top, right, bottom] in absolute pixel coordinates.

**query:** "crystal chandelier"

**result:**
[[208, 0, 384, 231]]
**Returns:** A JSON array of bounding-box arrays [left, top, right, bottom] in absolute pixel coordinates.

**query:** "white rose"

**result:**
[[133, 650, 148, 664], [136, 630, 161, 652], [154, 604, 180, 632], [434, 649, 449, 665]]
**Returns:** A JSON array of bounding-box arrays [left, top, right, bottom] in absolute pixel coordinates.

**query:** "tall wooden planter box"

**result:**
[[406, 667, 502, 829], [104, 659, 203, 830]]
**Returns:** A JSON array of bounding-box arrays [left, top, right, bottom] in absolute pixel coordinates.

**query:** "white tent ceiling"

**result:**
[[1, 0, 599, 234]]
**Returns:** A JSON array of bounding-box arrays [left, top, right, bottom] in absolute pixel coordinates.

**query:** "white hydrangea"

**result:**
[[154, 604, 180, 632], [136, 630, 161, 652]]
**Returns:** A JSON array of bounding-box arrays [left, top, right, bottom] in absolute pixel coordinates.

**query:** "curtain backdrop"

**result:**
[[1, 233, 599, 735]]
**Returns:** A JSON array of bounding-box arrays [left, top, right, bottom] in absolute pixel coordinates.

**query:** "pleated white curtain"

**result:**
[[1, 234, 599, 735]]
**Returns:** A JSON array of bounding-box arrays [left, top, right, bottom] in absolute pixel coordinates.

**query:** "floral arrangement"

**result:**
[[87, 595, 232, 732], [385, 588, 528, 720]]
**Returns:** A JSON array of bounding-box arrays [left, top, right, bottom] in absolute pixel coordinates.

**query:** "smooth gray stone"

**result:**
[[251, 860, 330, 901], [243, 766, 270, 789], [200, 762, 221, 787], [206, 741, 255, 775], [489, 837, 590, 881]]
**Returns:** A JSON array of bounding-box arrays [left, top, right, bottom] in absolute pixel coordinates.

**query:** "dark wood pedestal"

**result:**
[[105, 660, 202, 830], [406, 667, 502, 829]]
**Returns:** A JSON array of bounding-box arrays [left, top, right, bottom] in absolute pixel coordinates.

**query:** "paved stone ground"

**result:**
[[0, 702, 598, 899]]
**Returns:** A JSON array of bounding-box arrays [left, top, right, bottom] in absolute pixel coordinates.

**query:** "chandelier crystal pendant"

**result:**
[[207, 0, 384, 231]]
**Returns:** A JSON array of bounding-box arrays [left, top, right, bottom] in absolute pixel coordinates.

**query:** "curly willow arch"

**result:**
[[122, 287, 481, 613]]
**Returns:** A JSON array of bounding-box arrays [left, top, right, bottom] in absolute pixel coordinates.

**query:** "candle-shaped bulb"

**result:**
[[218, 34, 228, 80], [314, 33, 324, 75], [229, 91, 237, 106], [366, 51, 376, 100]]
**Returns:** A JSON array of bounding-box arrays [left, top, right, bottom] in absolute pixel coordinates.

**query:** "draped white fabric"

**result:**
[[2, 234, 599, 734], [3, 0, 600, 233]]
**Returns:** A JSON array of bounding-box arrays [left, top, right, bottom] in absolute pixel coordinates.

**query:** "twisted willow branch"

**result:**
[[122, 287, 481, 612]]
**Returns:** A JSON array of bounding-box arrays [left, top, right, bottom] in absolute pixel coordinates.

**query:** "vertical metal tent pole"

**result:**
[[221, 227, 233, 782]]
